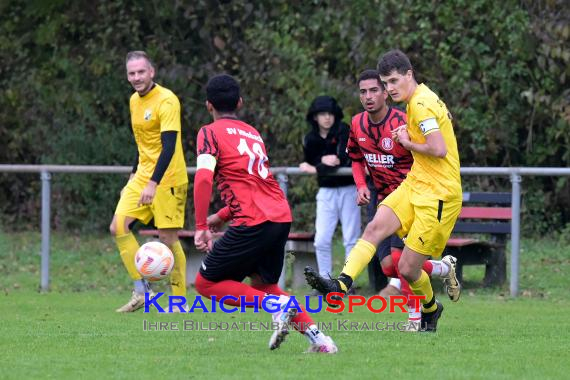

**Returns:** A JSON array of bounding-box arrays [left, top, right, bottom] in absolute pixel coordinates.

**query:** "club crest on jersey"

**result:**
[[381, 137, 394, 151], [144, 109, 152, 121]]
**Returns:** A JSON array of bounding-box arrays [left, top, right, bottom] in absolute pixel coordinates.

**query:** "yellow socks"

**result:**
[[169, 240, 187, 297], [115, 232, 142, 280], [409, 270, 437, 313], [342, 239, 377, 279], [338, 239, 377, 291]]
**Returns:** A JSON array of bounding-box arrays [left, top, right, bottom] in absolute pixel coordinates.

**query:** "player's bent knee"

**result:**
[[381, 255, 393, 268], [112, 215, 130, 236], [367, 219, 386, 234], [362, 220, 390, 244], [381, 263, 396, 278], [398, 260, 419, 283]]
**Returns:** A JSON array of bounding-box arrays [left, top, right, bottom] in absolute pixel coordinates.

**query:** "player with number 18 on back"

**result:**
[[193, 74, 337, 353]]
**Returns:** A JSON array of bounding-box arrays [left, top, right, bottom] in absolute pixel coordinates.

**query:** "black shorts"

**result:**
[[199, 221, 291, 284], [376, 234, 404, 261]]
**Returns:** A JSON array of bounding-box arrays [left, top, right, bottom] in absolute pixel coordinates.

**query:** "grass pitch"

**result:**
[[1, 231, 570, 379]]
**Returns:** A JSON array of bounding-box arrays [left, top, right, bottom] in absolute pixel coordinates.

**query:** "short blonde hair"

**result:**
[[125, 51, 155, 69]]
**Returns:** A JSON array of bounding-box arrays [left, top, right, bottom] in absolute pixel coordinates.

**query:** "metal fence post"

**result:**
[[510, 172, 522, 297], [40, 170, 51, 292], [277, 173, 289, 289]]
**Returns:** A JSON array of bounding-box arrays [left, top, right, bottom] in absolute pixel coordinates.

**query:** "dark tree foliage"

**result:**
[[0, 0, 568, 233]]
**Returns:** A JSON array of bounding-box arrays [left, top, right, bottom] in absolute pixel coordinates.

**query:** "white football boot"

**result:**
[[306, 335, 338, 354], [116, 290, 156, 313], [442, 255, 461, 302], [268, 295, 297, 350]]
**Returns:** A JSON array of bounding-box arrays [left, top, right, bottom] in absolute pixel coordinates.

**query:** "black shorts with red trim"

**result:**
[[199, 221, 291, 284]]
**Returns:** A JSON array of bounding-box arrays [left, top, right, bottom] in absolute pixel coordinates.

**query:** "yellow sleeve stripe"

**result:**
[[196, 154, 217, 172]]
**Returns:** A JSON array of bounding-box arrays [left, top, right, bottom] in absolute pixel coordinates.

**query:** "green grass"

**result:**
[[1, 231, 570, 379]]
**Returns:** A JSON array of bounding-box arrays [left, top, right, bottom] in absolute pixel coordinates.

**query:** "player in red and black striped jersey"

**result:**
[[193, 74, 337, 353], [347, 69, 411, 296], [194, 117, 291, 228], [347, 71, 412, 202], [347, 70, 412, 280]]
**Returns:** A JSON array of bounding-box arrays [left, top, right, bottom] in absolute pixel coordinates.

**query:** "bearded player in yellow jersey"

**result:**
[[305, 50, 461, 332], [110, 51, 188, 313]]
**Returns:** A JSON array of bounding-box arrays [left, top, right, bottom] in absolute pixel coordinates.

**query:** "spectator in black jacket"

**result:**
[[300, 96, 361, 286]]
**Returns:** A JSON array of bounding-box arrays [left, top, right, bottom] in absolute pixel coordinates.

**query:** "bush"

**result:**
[[0, 0, 568, 234]]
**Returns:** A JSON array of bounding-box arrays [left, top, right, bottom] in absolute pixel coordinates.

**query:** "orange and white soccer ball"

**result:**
[[135, 241, 174, 281]]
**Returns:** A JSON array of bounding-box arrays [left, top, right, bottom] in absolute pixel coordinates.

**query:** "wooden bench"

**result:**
[[137, 229, 316, 289], [446, 191, 512, 287], [283, 232, 316, 288]]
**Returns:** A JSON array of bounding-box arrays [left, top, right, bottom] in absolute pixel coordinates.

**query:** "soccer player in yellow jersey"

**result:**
[[305, 50, 461, 332], [110, 51, 188, 313]]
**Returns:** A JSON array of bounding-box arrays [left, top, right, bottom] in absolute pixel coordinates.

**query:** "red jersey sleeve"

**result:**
[[347, 114, 365, 162], [216, 206, 232, 222], [196, 125, 220, 158], [352, 160, 367, 189], [194, 126, 219, 230]]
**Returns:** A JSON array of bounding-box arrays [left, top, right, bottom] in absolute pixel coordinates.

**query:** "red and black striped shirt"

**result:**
[[195, 118, 291, 228], [347, 107, 413, 200]]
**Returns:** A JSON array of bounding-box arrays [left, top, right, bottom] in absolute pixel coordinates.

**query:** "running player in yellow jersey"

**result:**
[[110, 51, 188, 312], [305, 50, 461, 332]]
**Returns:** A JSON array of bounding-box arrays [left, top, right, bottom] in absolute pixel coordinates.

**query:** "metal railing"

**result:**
[[1, 164, 570, 297]]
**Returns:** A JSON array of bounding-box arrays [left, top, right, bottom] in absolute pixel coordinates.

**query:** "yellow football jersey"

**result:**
[[129, 84, 187, 187], [405, 84, 461, 200]]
